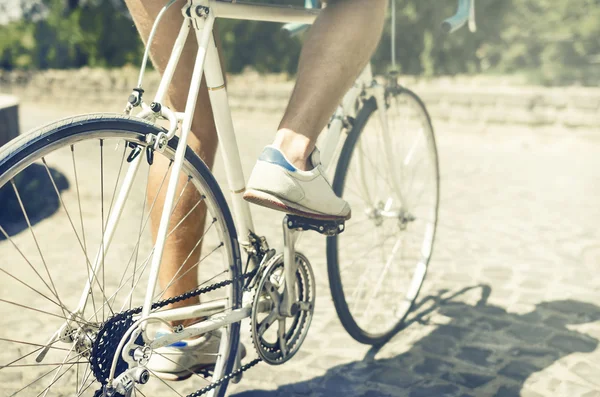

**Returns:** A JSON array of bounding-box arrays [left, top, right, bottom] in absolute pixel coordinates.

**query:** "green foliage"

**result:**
[[372, 0, 511, 76], [484, 0, 600, 85], [0, 0, 143, 69], [0, 0, 598, 86]]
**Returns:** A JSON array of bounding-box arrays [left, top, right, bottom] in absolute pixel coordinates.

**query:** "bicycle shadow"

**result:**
[[233, 285, 600, 396], [0, 163, 69, 240]]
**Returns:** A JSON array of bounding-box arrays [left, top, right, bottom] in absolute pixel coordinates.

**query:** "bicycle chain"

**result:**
[[92, 269, 260, 397]]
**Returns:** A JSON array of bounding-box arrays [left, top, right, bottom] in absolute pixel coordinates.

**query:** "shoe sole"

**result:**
[[151, 363, 215, 381], [150, 343, 248, 382], [243, 189, 351, 221]]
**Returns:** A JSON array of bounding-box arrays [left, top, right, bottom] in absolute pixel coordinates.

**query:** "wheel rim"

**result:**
[[0, 127, 238, 396], [334, 91, 439, 339]]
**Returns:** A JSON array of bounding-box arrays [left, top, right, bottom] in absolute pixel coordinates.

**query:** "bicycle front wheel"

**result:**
[[327, 88, 439, 345], [0, 114, 242, 397]]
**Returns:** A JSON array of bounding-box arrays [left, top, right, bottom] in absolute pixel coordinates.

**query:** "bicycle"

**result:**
[[0, 0, 474, 396]]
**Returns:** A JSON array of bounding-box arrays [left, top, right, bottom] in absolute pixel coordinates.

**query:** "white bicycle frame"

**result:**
[[56, 0, 393, 361]]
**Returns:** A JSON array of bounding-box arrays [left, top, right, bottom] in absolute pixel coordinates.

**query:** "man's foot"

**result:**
[[243, 146, 351, 220], [147, 331, 245, 381]]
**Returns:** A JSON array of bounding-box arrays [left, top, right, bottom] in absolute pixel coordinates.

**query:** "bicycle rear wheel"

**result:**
[[0, 114, 241, 396], [327, 87, 439, 345]]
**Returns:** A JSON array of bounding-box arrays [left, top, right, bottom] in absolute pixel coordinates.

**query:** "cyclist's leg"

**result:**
[[274, 0, 388, 170], [125, 0, 219, 321], [245, 0, 387, 219]]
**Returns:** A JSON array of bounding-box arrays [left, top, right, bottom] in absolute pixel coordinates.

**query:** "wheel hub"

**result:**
[[366, 200, 415, 229]]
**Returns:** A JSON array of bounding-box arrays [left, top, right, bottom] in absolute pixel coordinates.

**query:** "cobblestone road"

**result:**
[[2, 100, 600, 397]]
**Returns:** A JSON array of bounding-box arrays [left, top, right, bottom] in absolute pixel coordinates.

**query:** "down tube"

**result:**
[[202, 33, 255, 246]]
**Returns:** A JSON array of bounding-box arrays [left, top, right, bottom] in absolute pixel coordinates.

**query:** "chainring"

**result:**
[[251, 252, 315, 365]]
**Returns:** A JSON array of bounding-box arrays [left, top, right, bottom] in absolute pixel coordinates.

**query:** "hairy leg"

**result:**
[[274, 0, 388, 170], [125, 0, 219, 322]]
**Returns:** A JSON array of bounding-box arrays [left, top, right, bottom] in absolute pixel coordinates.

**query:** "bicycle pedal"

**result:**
[[285, 215, 345, 236]]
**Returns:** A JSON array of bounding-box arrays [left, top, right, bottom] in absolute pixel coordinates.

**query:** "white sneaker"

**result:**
[[244, 146, 351, 220], [147, 331, 245, 381]]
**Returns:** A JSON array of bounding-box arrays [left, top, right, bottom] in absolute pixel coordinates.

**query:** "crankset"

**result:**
[[251, 252, 316, 365]]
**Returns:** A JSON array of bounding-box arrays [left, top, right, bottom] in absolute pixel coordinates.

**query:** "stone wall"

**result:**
[[1, 68, 599, 130]]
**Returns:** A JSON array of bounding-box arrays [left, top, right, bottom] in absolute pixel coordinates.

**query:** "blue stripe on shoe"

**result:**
[[258, 147, 296, 172], [156, 330, 188, 348]]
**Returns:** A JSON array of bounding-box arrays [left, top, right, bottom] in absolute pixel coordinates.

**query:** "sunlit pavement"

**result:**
[[13, 101, 600, 397]]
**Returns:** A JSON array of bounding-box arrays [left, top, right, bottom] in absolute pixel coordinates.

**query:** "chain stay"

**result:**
[[94, 268, 258, 397]]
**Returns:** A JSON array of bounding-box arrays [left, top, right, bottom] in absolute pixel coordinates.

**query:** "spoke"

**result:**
[[39, 342, 77, 397], [0, 267, 65, 311], [170, 176, 193, 216], [77, 366, 95, 396], [166, 196, 206, 237], [35, 360, 82, 397], [8, 365, 58, 397], [362, 237, 402, 319], [100, 139, 108, 321], [0, 225, 57, 300], [89, 251, 154, 322], [0, 337, 71, 352], [339, 232, 397, 274], [9, 180, 68, 319], [76, 358, 80, 395], [0, 298, 92, 327], [145, 367, 185, 396], [150, 350, 212, 384], [155, 219, 217, 300], [345, 235, 397, 313], [0, 337, 73, 370], [41, 156, 114, 319], [131, 166, 151, 309], [154, 242, 225, 302], [0, 298, 63, 320], [103, 144, 128, 231], [356, 133, 397, 197], [111, 160, 172, 311]]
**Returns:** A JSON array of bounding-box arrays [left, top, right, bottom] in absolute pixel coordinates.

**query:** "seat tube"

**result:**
[[203, 30, 255, 245]]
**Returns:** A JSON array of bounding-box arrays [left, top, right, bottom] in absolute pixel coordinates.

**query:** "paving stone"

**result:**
[[409, 384, 461, 397], [414, 357, 455, 376], [548, 334, 598, 353], [368, 366, 422, 389], [582, 391, 600, 397], [358, 389, 395, 397], [457, 346, 494, 366], [420, 335, 457, 355], [499, 361, 541, 382], [570, 361, 599, 381], [494, 386, 521, 397], [507, 323, 553, 344], [442, 372, 495, 389], [435, 325, 472, 341]]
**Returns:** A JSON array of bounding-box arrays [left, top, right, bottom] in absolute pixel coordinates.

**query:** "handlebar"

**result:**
[[442, 0, 476, 34], [284, 0, 476, 38]]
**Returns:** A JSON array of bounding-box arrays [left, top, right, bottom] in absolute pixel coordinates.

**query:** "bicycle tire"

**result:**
[[327, 88, 440, 345], [0, 113, 242, 397]]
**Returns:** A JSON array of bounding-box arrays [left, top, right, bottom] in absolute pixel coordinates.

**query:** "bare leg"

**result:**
[[125, 0, 219, 324], [274, 0, 388, 170], [124, 0, 386, 323]]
